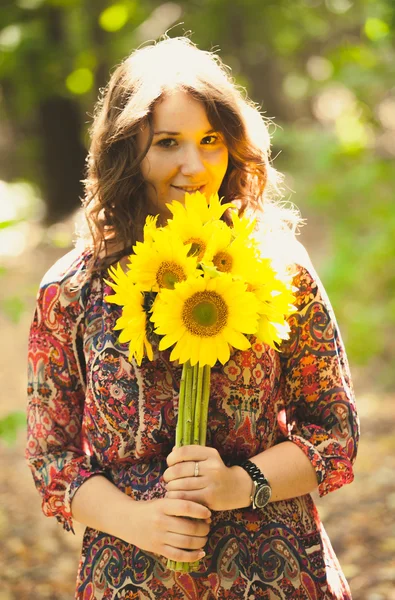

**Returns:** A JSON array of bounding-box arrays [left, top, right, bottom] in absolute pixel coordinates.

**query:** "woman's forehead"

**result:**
[[151, 90, 213, 132]]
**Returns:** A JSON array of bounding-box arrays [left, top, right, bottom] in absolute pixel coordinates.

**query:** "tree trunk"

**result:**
[[37, 96, 86, 224]]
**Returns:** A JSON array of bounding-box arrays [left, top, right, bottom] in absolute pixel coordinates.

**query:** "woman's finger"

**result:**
[[166, 515, 210, 537], [166, 475, 206, 492], [165, 531, 208, 551], [166, 445, 218, 467], [162, 498, 211, 520], [162, 545, 206, 564], [164, 460, 207, 483], [165, 489, 207, 507]]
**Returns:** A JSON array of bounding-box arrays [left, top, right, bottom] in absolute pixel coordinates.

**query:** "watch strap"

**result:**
[[239, 459, 271, 508]]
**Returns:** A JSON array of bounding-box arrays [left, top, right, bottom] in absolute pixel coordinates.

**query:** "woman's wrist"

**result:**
[[71, 475, 139, 542], [228, 465, 253, 510]]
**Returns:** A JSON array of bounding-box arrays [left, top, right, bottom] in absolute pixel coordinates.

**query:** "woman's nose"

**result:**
[[179, 144, 205, 177]]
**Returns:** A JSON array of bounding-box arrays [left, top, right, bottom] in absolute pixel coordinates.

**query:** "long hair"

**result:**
[[80, 35, 302, 270]]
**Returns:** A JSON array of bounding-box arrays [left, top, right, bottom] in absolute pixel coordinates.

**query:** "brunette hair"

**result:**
[[81, 35, 302, 268]]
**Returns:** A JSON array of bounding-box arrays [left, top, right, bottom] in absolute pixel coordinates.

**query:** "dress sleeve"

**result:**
[[279, 246, 360, 497], [26, 258, 106, 533]]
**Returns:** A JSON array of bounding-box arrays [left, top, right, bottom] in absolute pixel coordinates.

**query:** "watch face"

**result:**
[[255, 484, 272, 508]]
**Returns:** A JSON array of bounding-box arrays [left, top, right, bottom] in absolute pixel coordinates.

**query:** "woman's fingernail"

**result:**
[[198, 551, 206, 558]]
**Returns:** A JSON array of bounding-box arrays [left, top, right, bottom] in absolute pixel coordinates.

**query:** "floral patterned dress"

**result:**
[[26, 244, 359, 600]]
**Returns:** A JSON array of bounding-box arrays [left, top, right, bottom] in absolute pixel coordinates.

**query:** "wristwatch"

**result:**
[[239, 459, 272, 509]]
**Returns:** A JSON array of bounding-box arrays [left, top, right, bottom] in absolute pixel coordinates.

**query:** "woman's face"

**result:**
[[137, 90, 229, 221]]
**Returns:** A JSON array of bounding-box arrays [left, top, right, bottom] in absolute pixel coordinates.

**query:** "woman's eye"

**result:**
[[201, 135, 219, 145], [157, 138, 177, 148]]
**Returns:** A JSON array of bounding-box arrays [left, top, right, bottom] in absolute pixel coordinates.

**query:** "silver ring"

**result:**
[[194, 462, 199, 477]]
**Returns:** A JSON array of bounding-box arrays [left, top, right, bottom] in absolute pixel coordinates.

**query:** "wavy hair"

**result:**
[[80, 35, 302, 269]]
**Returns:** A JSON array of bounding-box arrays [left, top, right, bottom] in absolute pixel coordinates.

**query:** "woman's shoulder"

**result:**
[[275, 237, 337, 319], [256, 230, 328, 309], [36, 247, 98, 316], [39, 246, 95, 290], [285, 238, 316, 276], [256, 227, 314, 273], [31, 248, 99, 342]]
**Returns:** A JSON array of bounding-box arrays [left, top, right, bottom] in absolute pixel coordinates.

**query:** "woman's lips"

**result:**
[[171, 185, 206, 194]]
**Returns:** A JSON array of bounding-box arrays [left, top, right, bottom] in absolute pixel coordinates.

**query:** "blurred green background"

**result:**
[[0, 1, 394, 598]]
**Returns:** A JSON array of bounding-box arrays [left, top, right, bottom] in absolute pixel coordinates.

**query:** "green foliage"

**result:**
[[0, 411, 26, 446], [0, 219, 22, 229], [66, 67, 94, 94], [99, 3, 132, 32], [0, 205, 30, 444], [274, 126, 394, 371], [1, 296, 26, 324]]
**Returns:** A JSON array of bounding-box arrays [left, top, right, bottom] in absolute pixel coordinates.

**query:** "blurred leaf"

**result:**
[[1, 296, 26, 324], [335, 113, 370, 152], [364, 18, 390, 41], [0, 219, 22, 230], [46, 0, 80, 7], [99, 4, 131, 32], [16, 0, 45, 9], [0, 411, 25, 446], [0, 24, 22, 52], [65, 67, 94, 95], [283, 74, 309, 100]]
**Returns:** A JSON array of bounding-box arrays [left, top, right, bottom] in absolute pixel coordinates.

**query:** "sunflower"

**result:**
[[253, 268, 296, 348], [167, 191, 234, 227], [166, 216, 219, 262], [143, 215, 159, 244], [151, 274, 260, 367], [255, 313, 292, 348], [204, 225, 260, 283], [230, 210, 258, 241], [105, 275, 153, 365], [104, 262, 136, 307], [127, 228, 199, 292]]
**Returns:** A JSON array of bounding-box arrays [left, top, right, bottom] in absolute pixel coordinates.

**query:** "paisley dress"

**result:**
[[26, 244, 359, 599]]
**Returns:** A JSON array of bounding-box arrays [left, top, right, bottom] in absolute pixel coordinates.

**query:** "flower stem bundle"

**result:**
[[168, 360, 210, 572]]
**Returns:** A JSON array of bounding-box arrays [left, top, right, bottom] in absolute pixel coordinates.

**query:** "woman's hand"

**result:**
[[130, 497, 211, 563], [164, 445, 252, 511]]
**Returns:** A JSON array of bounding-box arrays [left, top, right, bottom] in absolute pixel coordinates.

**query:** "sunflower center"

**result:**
[[182, 291, 228, 337], [185, 237, 206, 261], [156, 261, 186, 289], [213, 251, 233, 272]]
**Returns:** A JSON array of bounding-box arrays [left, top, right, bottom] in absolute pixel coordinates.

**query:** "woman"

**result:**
[[26, 36, 359, 599]]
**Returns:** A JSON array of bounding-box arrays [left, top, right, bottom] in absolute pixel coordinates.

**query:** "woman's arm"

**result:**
[[71, 475, 138, 538], [26, 256, 107, 534], [164, 442, 318, 511], [71, 474, 211, 563], [233, 441, 319, 506]]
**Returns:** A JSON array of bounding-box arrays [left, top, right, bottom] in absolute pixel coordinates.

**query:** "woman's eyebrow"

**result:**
[[153, 129, 216, 135]]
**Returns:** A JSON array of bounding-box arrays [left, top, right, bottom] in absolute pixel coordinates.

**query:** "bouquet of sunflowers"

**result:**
[[105, 191, 296, 571]]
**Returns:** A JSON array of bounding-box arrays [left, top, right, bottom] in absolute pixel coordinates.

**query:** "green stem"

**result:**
[[170, 362, 189, 574], [167, 361, 211, 573], [191, 363, 198, 439], [199, 365, 211, 445], [175, 363, 186, 447], [193, 365, 204, 444], [184, 361, 193, 444]]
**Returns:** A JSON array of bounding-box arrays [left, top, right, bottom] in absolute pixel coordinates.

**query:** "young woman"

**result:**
[[26, 36, 359, 599]]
